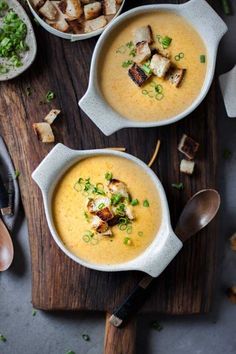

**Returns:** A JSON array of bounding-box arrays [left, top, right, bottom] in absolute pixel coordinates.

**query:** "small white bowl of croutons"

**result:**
[[27, 0, 125, 41]]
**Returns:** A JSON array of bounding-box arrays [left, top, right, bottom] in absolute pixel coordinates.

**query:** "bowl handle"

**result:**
[[140, 228, 183, 278], [31, 144, 76, 192], [184, 0, 228, 41]]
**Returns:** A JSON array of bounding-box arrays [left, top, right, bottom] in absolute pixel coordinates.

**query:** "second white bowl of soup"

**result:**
[[32, 144, 182, 277], [79, 0, 227, 135]]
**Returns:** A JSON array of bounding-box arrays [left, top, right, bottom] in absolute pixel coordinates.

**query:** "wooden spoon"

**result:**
[[0, 218, 14, 271]]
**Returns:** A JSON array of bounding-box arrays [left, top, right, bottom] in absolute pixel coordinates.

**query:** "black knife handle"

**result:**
[[109, 275, 153, 327], [0, 175, 9, 209]]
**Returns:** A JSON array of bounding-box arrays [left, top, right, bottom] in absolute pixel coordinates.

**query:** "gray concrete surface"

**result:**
[[1, 2, 236, 354]]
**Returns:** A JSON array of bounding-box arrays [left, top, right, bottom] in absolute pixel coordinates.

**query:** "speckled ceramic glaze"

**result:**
[[0, 0, 37, 81], [79, 0, 228, 135], [219, 65, 236, 118], [27, 0, 126, 41], [32, 144, 182, 277]]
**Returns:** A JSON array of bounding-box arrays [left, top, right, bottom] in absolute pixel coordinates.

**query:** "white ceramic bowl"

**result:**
[[27, 0, 126, 41], [79, 0, 228, 135], [32, 143, 182, 277]]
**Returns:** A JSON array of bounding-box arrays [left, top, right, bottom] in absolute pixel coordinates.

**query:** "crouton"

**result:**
[[103, 0, 116, 15], [150, 54, 171, 78], [39, 0, 58, 21], [44, 109, 61, 125], [84, 2, 102, 20], [108, 179, 129, 198], [180, 159, 195, 175], [67, 19, 83, 33], [87, 197, 111, 214], [47, 17, 70, 32], [91, 215, 109, 233], [226, 286, 236, 304], [168, 67, 186, 87], [135, 41, 151, 64], [128, 63, 150, 87], [31, 0, 45, 10], [230, 233, 236, 251], [178, 134, 200, 160], [33, 123, 55, 143], [84, 15, 107, 32], [134, 25, 153, 45], [97, 206, 113, 221], [108, 215, 120, 226], [57, 0, 83, 20]]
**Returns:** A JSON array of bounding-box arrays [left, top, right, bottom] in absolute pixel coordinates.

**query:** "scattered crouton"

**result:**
[[47, 17, 70, 32], [84, 2, 102, 20], [134, 25, 153, 45], [103, 0, 117, 15], [135, 41, 151, 64], [150, 54, 171, 78], [128, 63, 151, 87], [60, 0, 83, 20], [33, 123, 55, 143], [44, 109, 61, 125], [168, 67, 186, 87], [39, 0, 58, 21], [84, 15, 107, 32], [91, 215, 109, 233], [230, 233, 236, 251], [31, 0, 45, 10], [125, 206, 135, 220], [97, 207, 114, 221], [178, 134, 200, 160], [87, 197, 111, 214], [226, 286, 236, 304], [180, 159, 195, 175], [108, 179, 129, 198]]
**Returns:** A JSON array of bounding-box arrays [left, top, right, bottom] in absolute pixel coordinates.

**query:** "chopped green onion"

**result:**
[[161, 36, 172, 49], [200, 54, 206, 63], [46, 90, 55, 102], [105, 172, 113, 181], [155, 93, 164, 101], [82, 334, 90, 341], [32, 309, 37, 316], [141, 63, 152, 75], [0, 334, 6, 342], [0, 65, 8, 74], [14, 170, 20, 179], [116, 203, 126, 216], [111, 193, 122, 205], [156, 34, 162, 43], [143, 199, 150, 207], [220, 0, 231, 15], [126, 41, 134, 48], [98, 203, 105, 210], [142, 89, 149, 95], [179, 52, 184, 59], [0, 1, 8, 11], [155, 84, 163, 94], [84, 212, 89, 221], [151, 321, 163, 331], [123, 237, 132, 245], [116, 45, 126, 54], [172, 182, 184, 191], [119, 223, 127, 231], [82, 235, 91, 243], [119, 217, 130, 225], [122, 60, 133, 68], [223, 148, 232, 160], [126, 225, 132, 234], [138, 231, 144, 237], [174, 55, 180, 61], [129, 48, 136, 57], [131, 199, 139, 206]]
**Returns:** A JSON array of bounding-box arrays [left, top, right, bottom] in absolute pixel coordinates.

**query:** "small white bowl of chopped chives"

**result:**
[[0, 0, 37, 80]]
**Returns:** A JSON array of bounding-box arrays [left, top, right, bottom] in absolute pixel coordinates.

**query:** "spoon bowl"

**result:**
[[175, 189, 221, 241], [0, 218, 14, 271]]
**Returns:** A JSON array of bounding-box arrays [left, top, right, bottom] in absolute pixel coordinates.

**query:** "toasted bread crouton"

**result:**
[[134, 25, 153, 45], [84, 15, 107, 32], [44, 109, 61, 125], [97, 206, 113, 221], [87, 197, 111, 214], [91, 215, 109, 233], [180, 159, 195, 175], [230, 233, 236, 251], [135, 41, 151, 64], [103, 0, 116, 15], [108, 179, 129, 198], [67, 19, 83, 33], [39, 0, 58, 21], [178, 134, 200, 160], [108, 215, 120, 226], [84, 1, 102, 20], [33, 123, 55, 143], [57, 0, 82, 20], [49, 17, 70, 32], [125, 205, 135, 220], [168, 67, 186, 87], [226, 286, 236, 304], [128, 63, 150, 87], [31, 0, 45, 10], [150, 54, 171, 78]]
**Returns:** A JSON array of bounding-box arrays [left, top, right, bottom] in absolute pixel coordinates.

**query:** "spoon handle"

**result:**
[[109, 275, 153, 327]]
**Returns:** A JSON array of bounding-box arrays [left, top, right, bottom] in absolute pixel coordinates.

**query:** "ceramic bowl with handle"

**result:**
[[79, 0, 227, 135], [32, 143, 182, 277]]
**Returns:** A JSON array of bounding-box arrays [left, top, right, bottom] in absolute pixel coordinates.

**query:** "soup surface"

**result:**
[[52, 155, 162, 265], [99, 11, 207, 122]]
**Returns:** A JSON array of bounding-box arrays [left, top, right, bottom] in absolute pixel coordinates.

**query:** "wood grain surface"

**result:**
[[0, 0, 218, 314]]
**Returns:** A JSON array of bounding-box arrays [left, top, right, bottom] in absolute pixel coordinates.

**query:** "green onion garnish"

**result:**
[[82, 235, 91, 243], [126, 226, 132, 234], [172, 183, 184, 191], [111, 193, 122, 205], [175, 53, 184, 61], [220, 0, 231, 15], [126, 41, 134, 48], [155, 93, 164, 101], [200, 54, 206, 63], [131, 199, 139, 206], [84, 212, 89, 221], [161, 36, 172, 49], [98, 203, 105, 210], [141, 63, 152, 75], [142, 89, 149, 95], [123, 237, 132, 245], [0, 334, 6, 342], [0, 1, 8, 11], [119, 223, 127, 231], [122, 60, 133, 68], [82, 334, 90, 341], [143, 199, 150, 207], [14, 170, 20, 179], [116, 45, 126, 54], [138, 231, 144, 237], [0, 65, 8, 74], [116, 203, 126, 216], [129, 48, 136, 57], [151, 321, 163, 331], [46, 90, 55, 102], [105, 172, 113, 181]]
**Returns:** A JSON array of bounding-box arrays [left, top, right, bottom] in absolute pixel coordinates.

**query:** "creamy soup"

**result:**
[[99, 11, 207, 122], [52, 156, 162, 265]]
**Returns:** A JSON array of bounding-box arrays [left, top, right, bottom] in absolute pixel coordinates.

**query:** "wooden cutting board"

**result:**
[[0, 0, 218, 316]]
